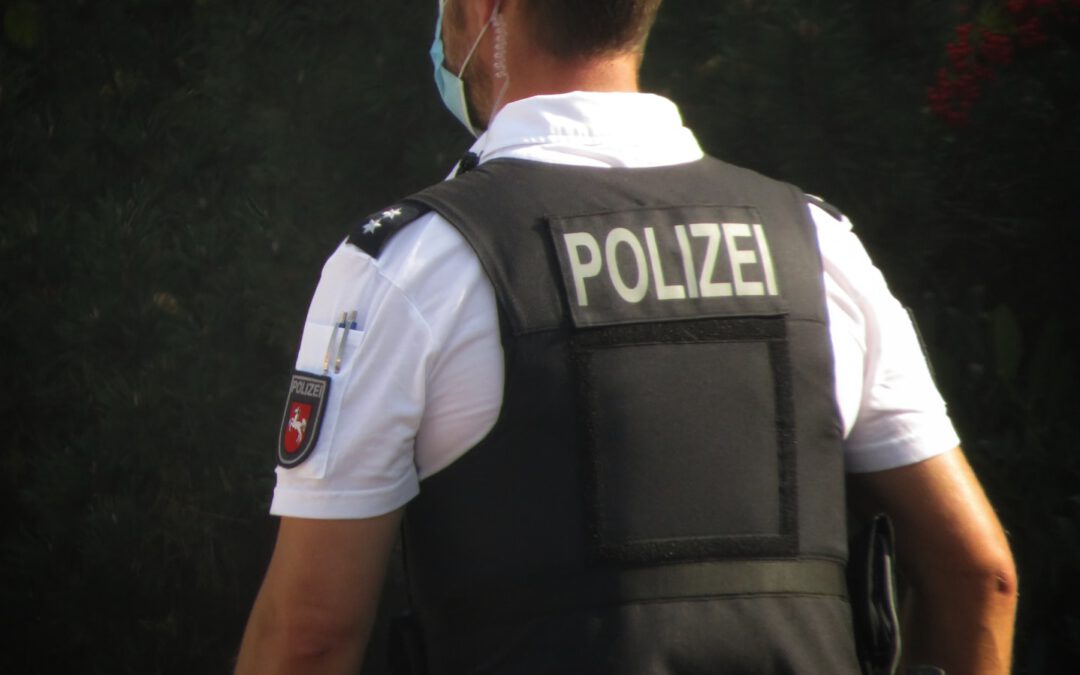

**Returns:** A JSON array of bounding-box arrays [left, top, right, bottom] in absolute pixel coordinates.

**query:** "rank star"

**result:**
[[382, 207, 403, 220], [362, 218, 383, 235]]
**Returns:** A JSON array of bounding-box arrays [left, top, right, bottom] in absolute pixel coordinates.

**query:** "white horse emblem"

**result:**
[[288, 405, 308, 444]]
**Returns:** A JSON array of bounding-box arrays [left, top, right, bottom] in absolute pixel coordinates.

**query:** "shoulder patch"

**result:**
[[805, 194, 845, 223], [347, 201, 432, 258], [278, 371, 331, 468]]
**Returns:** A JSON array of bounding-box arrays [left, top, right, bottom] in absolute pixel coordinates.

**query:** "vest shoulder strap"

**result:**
[[805, 193, 845, 222]]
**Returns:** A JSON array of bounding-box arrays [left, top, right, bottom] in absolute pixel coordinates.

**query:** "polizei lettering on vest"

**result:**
[[290, 378, 326, 398], [562, 221, 779, 307]]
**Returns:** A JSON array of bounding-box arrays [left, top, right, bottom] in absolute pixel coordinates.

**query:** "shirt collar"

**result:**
[[467, 91, 704, 168]]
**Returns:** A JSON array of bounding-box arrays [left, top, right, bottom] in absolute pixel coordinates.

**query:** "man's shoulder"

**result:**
[[696, 154, 850, 223], [339, 196, 484, 304], [317, 199, 487, 347]]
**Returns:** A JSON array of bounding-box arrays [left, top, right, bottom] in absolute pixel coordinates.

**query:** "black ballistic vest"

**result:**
[[359, 158, 860, 674]]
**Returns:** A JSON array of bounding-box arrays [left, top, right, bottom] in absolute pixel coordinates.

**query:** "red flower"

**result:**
[[1017, 16, 1049, 47], [979, 30, 1015, 65], [926, 1, 1068, 128], [1006, 0, 1029, 15], [947, 40, 972, 67]]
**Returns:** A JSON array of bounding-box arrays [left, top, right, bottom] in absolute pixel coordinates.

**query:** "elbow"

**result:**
[[244, 597, 365, 665], [988, 548, 1018, 608], [910, 537, 1019, 610], [235, 602, 361, 674], [970, 532, 1018, 606], [280, 607, 365, 660]]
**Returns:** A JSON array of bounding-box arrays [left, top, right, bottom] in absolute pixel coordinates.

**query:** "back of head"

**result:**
[[520, 0, 663, 60]]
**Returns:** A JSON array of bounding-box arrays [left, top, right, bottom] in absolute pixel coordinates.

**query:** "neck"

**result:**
[[478, 5, 643, 125], [503, 51, 641, 101]]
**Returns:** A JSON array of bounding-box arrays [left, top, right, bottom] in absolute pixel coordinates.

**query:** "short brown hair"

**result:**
[[520, 0, 663, 60]]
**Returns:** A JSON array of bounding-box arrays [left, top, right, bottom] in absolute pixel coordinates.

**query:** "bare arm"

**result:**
[[235, 509, 403, 675], [848, 447, 1018, 675]]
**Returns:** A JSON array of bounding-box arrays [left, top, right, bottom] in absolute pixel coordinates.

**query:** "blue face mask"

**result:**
[[430, 0, 495, 137]]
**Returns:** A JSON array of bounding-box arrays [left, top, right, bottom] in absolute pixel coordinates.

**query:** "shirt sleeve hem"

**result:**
[[269, 476, 419, 519], [844, 424, 961, 474]]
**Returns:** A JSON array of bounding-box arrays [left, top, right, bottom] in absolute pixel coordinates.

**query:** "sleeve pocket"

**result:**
[[287, 320, 366, 479]]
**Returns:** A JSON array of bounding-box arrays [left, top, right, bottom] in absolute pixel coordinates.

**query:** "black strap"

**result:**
[[805, 193, 845, 222], [455, 151, 480, 176], [424, 558, 848, 623]]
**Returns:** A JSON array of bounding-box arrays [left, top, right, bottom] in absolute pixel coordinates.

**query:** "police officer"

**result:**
[[236, 1, 1018, 673]]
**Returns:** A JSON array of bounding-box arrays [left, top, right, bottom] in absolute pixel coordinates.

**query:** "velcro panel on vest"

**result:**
[[574, 316, 796, 564]]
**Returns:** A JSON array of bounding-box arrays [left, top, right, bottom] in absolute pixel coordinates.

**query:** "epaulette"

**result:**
[[346, 201, 432, 258], [804, 194, 845, 223]]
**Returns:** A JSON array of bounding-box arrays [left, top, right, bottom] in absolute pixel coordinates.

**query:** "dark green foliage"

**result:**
[[1, 0, 1076, 672], [1, 0, 462, 671], [909, 4, 1080, 666]]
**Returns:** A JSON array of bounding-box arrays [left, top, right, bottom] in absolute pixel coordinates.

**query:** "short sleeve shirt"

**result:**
[[270, 92, 959, 519]]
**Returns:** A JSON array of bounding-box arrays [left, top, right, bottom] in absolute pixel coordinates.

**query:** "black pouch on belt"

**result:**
[[847, 513, 902, 675]]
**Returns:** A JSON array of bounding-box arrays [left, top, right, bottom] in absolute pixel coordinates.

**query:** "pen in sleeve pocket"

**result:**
[[334, 310, 357, 373], [322, 311, 348, 375]]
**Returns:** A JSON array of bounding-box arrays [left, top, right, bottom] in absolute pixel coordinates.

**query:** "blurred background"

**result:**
[[1, 0, 1076, 672]]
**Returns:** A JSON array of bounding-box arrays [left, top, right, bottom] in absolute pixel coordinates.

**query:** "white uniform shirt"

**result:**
[[271, 92, 959, 519]]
